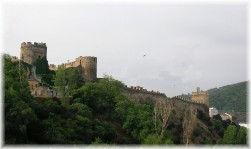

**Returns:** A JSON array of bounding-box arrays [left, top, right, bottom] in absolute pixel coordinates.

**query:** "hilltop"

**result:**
[[4, 54, 247, 145]]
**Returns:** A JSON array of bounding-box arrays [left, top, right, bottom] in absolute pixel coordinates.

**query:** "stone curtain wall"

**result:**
[[57, 56, 97, 81], [123, 87, 210, 144]]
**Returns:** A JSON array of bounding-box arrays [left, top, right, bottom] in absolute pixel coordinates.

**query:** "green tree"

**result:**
[[4, 54, 37, 144], [73, 77, 124, 119], [33, 56, 54, 86], [91, 137, 104, 144], [222, 125, 237, 144], [54, 67, 83, 98], [235, 126, 247, 144], [143, 134, 173, 144]]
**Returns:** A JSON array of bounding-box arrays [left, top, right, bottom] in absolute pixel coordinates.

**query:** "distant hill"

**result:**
[[208, 81, 248, 113], [208, 81, 248, 123]]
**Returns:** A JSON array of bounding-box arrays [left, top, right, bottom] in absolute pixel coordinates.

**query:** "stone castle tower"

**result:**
[[191, 87, 209, 107], [20, 42, 97, 81], [20, 42, 47, 64], [59, 56, 97, 81]]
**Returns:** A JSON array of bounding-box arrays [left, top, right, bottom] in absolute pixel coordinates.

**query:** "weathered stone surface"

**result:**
[[123, 87, 213, 144], [20, 42, 47, 64], [191, 87, 209, 106], [28, 79, 60, 98], [19, 41, 97, 98], [53, 56, 97, 82]]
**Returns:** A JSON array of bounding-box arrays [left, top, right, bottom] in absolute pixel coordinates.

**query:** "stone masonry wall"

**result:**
[[20, 42, 47, 64], [123, 86, 210, 144], [57, 56, 97, 81], [191, 88, 209, 106]]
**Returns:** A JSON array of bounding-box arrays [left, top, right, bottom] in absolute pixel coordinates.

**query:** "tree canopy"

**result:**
[[4, 54, 247, 145]]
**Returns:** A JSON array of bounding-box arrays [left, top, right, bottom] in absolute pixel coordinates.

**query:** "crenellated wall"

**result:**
[[123, 85, 167, 103], [191, 87, 209, 107], [55, 56, 97, 81], [123, 87, 210, 144]]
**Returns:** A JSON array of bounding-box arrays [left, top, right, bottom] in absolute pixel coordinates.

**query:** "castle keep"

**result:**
[[20, 42, 47, 64]]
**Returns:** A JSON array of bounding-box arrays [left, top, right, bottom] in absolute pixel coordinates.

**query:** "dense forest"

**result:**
[[208, 82, 248, 122], [4, 54, 247, 145], [208, 81, 247, 112]]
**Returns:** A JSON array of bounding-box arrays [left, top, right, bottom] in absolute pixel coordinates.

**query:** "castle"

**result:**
[[19, 42, 97, 98], [20, 42, 97, 82], [191, 87, 209, 106], [17, 42, 210, 144], [19, 41, 209, 109], [51, 56, 97, 82]]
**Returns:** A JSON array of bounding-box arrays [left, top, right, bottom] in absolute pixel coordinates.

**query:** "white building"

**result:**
[[239, 123, 249, 129], [209, 107, 219, 118], [220, 113, 232, 121]]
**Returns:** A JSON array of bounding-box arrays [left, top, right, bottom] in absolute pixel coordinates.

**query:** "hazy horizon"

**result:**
[[2, 3, 247, 96]]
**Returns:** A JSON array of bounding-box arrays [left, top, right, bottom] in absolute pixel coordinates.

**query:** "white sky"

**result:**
[[2, 2, 247, 96]]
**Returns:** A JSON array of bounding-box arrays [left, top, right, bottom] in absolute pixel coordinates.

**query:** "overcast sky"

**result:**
[[2, 3, 247, 96]]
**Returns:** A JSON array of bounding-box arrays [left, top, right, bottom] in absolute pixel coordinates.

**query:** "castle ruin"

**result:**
[[20, 42, 47, 64], [20, 41, 97, 82], [191, 87, 209, 106], [18, 41, 209, 111], [56, 56, 97, 82], [19, 41, 97, 98]]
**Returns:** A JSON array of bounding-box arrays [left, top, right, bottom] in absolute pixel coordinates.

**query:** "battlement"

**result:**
[[54, 56, 97, 81], [192, 91, 208, 95], [21, 42, 47, 49], [20, 42, 47, 64], [75, 56, 97, 61], [124, 85, 166, 96], [172, 96, 208, 107], [58, 56, 97, 68], [191, 87, 209, 107]]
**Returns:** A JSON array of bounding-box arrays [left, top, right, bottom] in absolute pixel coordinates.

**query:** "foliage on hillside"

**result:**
[[4, 55, 173, 144], [4, 54, 247, 145], [208, 81, 248, 113], [221, 124, 247, 144], [33, 56, 55, 86], [4, 55, 37, 143], [53, 67, 83, 98]]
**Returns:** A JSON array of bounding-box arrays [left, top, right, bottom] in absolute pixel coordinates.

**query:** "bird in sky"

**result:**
[[143, 53, 147, 57]]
